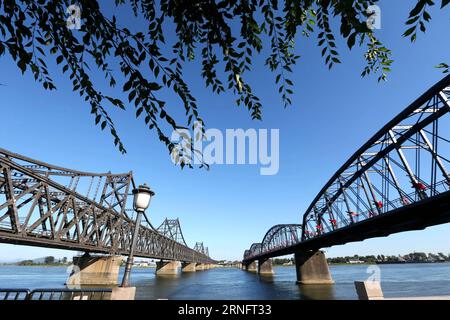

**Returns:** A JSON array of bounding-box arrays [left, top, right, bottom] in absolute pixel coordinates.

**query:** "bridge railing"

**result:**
[[0, 289, 30, 300], [0, 288, 112, 300]]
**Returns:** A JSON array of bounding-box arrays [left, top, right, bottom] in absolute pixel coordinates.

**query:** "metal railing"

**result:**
[[0, 289, 30, 300], [304, 179, 450, 238], [0, 288, 112, 300]]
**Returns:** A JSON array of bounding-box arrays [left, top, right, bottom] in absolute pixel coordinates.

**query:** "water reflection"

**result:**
[[298, 284, 336, 300], [1, 264, 450, 300]]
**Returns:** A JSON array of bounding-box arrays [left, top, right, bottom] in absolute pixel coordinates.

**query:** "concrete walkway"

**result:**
[[355, 281, 450, 300]]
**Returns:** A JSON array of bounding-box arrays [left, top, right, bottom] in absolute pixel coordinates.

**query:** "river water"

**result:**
[[0, 263, 449, 299]]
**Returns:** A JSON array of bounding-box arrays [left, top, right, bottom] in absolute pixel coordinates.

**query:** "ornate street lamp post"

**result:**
[[121, 184, 154, 287]]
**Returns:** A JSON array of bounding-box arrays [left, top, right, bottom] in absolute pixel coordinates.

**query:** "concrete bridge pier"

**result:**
[[66, 253, 122, 286], [258, 259, 274, 275], [196, 263, 205, 271], [245, 261, 257, 272], [181, 262, 197, 272], [156, 260, 180, 275], [294, 250, 334, 285]]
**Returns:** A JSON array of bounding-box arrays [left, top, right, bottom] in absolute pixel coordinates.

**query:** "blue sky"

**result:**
[[0, 2, 449, 261]]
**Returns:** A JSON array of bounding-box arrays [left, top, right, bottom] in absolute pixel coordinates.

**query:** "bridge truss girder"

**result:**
[[0, 149, 214, 264], [302, 77, 450, 241], [157, 218, 188, 246]]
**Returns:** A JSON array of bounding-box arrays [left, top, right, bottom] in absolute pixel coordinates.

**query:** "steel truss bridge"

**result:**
[[0, 149, 215, 264], [244, 75, 450, 264]]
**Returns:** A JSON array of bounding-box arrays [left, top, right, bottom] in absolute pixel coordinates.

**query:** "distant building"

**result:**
[[348, 259, 364, 264], [133, 260, 155, 267]]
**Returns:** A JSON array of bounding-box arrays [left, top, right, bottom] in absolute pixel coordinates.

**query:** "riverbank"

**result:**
[[0, 263, 69, 267], [330, 261, 450, 265]]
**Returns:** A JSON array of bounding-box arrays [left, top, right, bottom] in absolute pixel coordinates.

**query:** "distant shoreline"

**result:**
[[0, 263, 157, 268], [330, 261, 450, 265], [273, 264, 294, 267], [271, 261, 450, 266]]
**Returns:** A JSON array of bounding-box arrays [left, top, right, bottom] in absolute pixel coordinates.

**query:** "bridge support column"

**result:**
[[181, 262, 197, 272], [245, 261, 257, 272], [66, 254, 122, 286], [156, 260, 180, 276], [196, 263, 206, 271], [258, 259, 274, 275], [294, 251, 334, 285]]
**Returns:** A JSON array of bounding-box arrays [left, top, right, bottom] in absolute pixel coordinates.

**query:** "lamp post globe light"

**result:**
[[121, 184, 155, 288], [133, 184, 154, 212]]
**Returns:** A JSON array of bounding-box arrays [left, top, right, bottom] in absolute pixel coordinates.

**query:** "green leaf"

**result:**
[[148, 82, 162, 91], [128, 90, 136, 102], [409, 0, 427, 18], [347, 33, 356, 50], [403, 26, 416, 37], [123, 80, 133, 92], [435, 62, 450, 73], [17, 59, 27, 74], [73, 45, 84, 53]]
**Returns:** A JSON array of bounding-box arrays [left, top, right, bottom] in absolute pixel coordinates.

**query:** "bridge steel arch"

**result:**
[[243, 243, 262, 260], [261, 224, 302, 253], [301, 75, 450, 241], [0, 148, 215, 264], [244, 225, 302, 260], [243, 75, 450, 263]]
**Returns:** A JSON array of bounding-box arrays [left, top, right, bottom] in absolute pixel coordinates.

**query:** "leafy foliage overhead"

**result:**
[[0, 0, 448, 167]]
